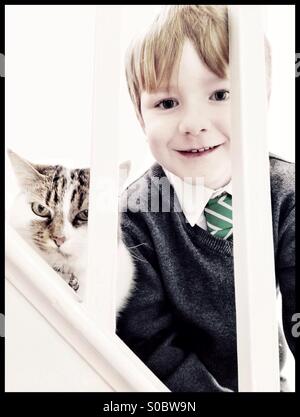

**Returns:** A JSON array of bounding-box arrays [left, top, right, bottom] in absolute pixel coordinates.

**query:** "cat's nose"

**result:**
[[53, 235, 66, 247]]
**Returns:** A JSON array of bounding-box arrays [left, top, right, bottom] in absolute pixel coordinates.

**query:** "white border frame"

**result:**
[[5, 5, 285, 392]]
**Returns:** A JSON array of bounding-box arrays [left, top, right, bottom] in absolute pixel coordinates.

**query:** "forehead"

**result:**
[[142, 39, 227, 99], [41, 166, 89, 210], [175, 40, 225, 85]]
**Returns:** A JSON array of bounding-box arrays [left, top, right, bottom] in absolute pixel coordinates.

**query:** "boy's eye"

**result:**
[[31, 202, 51, 218], [210, 90, 230, 101], [156, 99, 179, 110]]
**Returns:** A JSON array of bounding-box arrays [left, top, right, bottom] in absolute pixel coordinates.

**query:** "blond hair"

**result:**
[[125, 5, 271, 120]]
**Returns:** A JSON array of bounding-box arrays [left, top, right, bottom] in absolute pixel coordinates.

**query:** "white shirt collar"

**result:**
[[162, 166, 232, 227]]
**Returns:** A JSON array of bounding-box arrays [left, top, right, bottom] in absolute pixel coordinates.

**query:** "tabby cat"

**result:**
[[8, 150, 135, 311]]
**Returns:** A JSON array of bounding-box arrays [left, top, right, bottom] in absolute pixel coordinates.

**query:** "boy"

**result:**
[[116, 5, 295, 392]]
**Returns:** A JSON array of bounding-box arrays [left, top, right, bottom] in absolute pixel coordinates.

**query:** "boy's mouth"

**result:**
[[176, 144, 221, 157]]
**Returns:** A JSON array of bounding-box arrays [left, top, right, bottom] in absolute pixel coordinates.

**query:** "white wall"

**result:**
[[5, 6, 94, 209], [263, 6, 295, 163], [4, 5, 158, 210], [5, 281, 114, 392]]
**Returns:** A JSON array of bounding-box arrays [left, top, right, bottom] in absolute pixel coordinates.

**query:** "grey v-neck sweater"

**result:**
[[116, 155, 295, 392]]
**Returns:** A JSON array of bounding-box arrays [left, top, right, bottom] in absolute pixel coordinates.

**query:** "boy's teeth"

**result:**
[[189, 147, 213, 153]]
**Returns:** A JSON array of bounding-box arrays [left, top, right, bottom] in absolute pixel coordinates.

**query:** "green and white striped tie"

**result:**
[[204, 192, 233, 240]]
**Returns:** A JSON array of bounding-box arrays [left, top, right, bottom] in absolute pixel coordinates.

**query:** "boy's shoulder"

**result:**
[[269, 152, 293, 164], [125, 162, 163, 189], [269, 152, 295, 199], [120, 162, 165, 213]]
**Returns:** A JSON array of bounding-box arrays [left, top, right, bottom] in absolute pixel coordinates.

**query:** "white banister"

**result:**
[[228, 5, 280, 391], [85, 6, 121, 332], [5, 223, 170, 392]]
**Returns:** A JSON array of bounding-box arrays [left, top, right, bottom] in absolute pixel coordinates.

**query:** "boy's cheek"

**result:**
[[137, 113, 146, 131], [148, 130, 171, 148], [225, 118, 232, 139], [215, 119, 231, 143], [148, 136, 162, 151]]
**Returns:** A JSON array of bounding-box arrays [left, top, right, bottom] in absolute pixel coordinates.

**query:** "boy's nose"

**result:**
[[179, 110, 211, 136], [181, 125, 207, 136]]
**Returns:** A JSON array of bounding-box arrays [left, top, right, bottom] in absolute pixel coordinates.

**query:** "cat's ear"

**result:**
[[119, 160, 131, 193], [7, 149, 46, 191]]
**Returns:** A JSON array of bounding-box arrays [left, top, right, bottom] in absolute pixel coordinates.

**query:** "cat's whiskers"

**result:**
[[127, 243, 149, 264], [127, 243, 148, 250]]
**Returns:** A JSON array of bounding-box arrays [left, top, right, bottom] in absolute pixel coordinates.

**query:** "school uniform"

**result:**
[[117, 155, 295, 392]]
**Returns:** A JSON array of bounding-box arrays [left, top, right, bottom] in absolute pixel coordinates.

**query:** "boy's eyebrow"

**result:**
[[151, 85, 178, 94], [150, 78, 229, 95]]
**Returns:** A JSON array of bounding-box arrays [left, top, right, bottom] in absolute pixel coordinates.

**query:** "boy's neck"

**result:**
[[162, 165, 232, 191]]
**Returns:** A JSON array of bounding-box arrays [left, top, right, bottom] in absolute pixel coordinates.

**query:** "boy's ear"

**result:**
[[7, 149, 45, 191], [119, 160, 131, 193]]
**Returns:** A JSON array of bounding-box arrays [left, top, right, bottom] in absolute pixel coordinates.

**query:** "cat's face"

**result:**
[[8, 150, 90, 261]]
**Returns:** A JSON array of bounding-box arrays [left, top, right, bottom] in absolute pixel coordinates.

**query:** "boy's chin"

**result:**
[[204, 172, 232, 190]]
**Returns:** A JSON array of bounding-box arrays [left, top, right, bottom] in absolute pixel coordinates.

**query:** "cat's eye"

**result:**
[[31, 202, 51, 218], [76, 209, 88, 222]]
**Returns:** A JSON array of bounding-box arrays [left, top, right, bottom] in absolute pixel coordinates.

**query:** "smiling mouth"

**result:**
[[176, 144, 221, 157]]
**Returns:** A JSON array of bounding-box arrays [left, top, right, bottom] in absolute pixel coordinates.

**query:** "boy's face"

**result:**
[[140, 39, 231, 189]]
